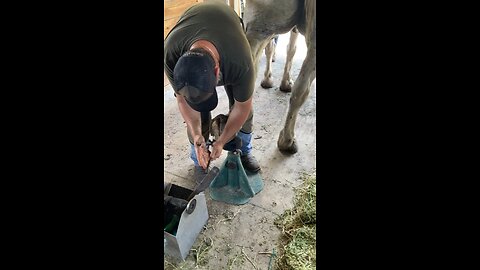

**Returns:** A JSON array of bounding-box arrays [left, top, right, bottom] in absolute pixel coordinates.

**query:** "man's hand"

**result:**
[[193, 135, 210, 170], [209, 97, 252, 160], [210, 140, 225, 160]]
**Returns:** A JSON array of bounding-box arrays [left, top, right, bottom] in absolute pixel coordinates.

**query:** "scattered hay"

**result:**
[[193, 237, 213, 267], [274, 172, 316, 270], [163, 236, 213, 270], [164, 258, 190, 270], [227, 250, 245, 270]]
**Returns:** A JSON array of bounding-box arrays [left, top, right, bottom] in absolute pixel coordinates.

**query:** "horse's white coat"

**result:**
[[244, 0, 316, 153]]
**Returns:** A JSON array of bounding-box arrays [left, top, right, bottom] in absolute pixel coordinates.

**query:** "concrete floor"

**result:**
[[164, 32, 316, 269]]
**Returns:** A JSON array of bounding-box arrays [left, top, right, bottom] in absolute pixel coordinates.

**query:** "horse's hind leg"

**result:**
[[272, 35, 278, 62], [277, 0, 316, 154], [279, 27, 299, 93], [260, 39, 275, 88]]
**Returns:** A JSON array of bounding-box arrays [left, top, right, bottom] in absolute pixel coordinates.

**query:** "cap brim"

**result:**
[[185, 89, 218, 112]]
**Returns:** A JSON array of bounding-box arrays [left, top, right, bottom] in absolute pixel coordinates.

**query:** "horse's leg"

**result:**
[[243, 0, 300, 87], [272, 35, 278, 62], [260, 39, 275, 88], [279, 27, 299, 93], [278, 0, 316, 154]]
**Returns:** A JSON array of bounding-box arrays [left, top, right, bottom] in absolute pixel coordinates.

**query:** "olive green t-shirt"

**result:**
[[164, 2, 254, 102]]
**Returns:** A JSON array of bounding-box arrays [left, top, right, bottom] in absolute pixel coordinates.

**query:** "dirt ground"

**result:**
[[164, 32, 316, 269]]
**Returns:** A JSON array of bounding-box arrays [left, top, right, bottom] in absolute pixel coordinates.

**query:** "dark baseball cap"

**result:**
[[173, 50, 218, 112]]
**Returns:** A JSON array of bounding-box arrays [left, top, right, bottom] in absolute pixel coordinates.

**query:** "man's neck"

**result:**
[[190, 40, 220, 68]]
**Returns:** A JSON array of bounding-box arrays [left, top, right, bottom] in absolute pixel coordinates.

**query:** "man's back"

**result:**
[[164, 2, 254, 101]]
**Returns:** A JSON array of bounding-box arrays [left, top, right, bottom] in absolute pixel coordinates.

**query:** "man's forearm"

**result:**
[[217, 102, 251, 145], [177, 95, 211, 168], [177, 97, 202, 139]]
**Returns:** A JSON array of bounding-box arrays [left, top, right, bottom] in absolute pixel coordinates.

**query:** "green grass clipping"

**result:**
[[274, 172, 316, 270]]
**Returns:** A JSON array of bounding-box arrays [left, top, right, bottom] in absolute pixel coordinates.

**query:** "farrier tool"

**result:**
[[208, 135, 264, 205]]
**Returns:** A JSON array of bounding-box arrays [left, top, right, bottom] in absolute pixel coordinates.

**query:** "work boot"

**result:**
[[193, 166, 207, 184], [240, 153, 261, 173]]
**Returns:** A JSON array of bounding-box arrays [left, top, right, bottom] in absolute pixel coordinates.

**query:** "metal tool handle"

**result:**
[[164, 182, 172, 195], [186, 166, 220, 201]]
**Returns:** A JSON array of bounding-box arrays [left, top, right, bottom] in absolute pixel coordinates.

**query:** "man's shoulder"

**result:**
[[223, 60, 254, 86]]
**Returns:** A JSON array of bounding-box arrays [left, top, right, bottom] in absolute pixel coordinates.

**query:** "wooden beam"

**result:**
[[164, 0, 203, 21], [163, 0, 205, 87]]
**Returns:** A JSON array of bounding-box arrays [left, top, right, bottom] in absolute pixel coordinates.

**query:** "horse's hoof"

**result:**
[[261, 78, 274, 89], [278, 138, 298, 155], [279, 80, 293, 92]]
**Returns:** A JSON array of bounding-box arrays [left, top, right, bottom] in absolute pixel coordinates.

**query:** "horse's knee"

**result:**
[[290, 85, 311, 107]]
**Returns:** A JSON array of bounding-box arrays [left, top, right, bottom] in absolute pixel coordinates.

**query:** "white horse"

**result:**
[[244, 0, 316, 154]]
